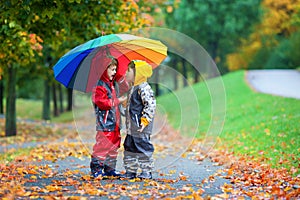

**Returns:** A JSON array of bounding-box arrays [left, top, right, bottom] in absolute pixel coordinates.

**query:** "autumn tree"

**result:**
[[1, 0, 168, 136], [227, 0, 300, 70], [0, 68, 3, 114], [166, 0, 261, 75], [0, 1, 44, 136]]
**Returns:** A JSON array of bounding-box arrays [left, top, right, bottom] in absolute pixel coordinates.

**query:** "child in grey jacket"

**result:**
[[122, 60, 156, 179]]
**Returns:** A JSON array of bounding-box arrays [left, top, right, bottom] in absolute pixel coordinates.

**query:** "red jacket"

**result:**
[[92, 70, 120, 132]]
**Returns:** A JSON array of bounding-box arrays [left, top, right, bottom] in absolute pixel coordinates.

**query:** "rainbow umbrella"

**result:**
[[53, 34, 167, 92]]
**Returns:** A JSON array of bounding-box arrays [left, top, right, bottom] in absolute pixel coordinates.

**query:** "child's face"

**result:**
[[107, 65, 117, 81], [126, 68, 135, 84]]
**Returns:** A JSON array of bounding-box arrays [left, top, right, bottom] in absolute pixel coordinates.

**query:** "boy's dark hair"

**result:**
[[108, 58, 118, 68], [128, 61, 136, 75]]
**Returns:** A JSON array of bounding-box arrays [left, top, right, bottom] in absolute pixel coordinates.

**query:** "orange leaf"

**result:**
[[45, 185, 62, 192]]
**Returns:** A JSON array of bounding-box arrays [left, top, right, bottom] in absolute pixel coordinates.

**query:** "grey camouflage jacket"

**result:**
[[126, 82, 156, 135]]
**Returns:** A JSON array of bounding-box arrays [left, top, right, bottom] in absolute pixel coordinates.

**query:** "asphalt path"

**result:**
[[246, 69, 300, 99]]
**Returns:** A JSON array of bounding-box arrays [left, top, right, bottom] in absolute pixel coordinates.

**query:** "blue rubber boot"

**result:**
[[90, 157, 104, 178], [103, 169, 122, 178], [92, 170, 104, 178]]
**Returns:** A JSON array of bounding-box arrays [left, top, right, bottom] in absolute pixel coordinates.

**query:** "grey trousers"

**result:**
[[123, 133, 154, 173]]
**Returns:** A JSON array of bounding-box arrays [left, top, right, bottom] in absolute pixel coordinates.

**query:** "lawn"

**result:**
[[1, 95, 90, 123], [157, 70, 300, 170]]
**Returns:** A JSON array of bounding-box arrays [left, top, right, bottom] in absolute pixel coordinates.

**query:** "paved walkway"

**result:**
[[246, 69, 300, 99]]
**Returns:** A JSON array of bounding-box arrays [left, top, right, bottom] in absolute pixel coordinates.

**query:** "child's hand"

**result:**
[[121, 99, 127, 107], [118, 96, 127, 104], [137, 124, 146, 132], [137, 117, 148, 132]]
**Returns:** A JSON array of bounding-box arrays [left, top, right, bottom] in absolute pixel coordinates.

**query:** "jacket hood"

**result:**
[[100, 67, 111, 82], [133, 60, 153, 86]]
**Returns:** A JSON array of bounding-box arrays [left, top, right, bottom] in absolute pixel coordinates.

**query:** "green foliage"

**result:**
[[227, 0, 300, 71], [0, 1, 46, 67], [248, 44, 272, 69], [157, 71, 300, 169], [249, 30, 300, 69], [166, 0, 262, 73], [264, 39, 292, 69], [285, 30, 300, 67], [17, 78, 44, 99]]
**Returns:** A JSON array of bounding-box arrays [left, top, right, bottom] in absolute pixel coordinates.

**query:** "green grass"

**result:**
[[15, 99, 44, 120], [157, 70, 300, 170], [0, 147, 33, 163], [2, 96, 90, 123]]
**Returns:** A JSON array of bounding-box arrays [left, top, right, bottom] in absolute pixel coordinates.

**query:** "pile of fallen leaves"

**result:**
[[190, 140, 300, 199], [223, 158, 300, 199]]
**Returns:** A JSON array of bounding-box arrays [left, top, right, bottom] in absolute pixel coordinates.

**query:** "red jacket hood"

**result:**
[[100, 67, 113, 83]]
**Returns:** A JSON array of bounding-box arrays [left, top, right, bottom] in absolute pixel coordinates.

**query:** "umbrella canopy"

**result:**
[[53, 34, 168, 92]]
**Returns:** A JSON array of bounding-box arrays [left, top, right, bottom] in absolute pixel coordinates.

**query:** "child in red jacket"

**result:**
[[90, 58, 127, 178]]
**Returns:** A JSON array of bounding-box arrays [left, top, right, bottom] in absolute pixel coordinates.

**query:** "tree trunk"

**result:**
[[67, 88, 72, 111], [153, 68, 160, 96], [172, 57, 178, 90], [58, 84, 64, 113], [52, 83, 59, 117], [5, 65, 17, 136], [42, 79, 51, 120], [209, 41, 219, 77], [0, 77, 4, 114], [181, 58, 188, 87], [194, 67, 199, 83]]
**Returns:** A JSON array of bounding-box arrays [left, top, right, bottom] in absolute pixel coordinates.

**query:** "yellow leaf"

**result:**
[[45, 185, 62, 192], [264, 128, 271, 135], [17, 168, 27, 175], [28, 169, 38, 175], [0, 131, 5, 136]]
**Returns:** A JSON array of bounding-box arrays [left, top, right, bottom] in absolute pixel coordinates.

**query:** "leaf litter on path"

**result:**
[[0, 124, 223, 199]]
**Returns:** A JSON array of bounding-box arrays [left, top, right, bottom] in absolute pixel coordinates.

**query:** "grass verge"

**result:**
[[0, 147, 33, 163]]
